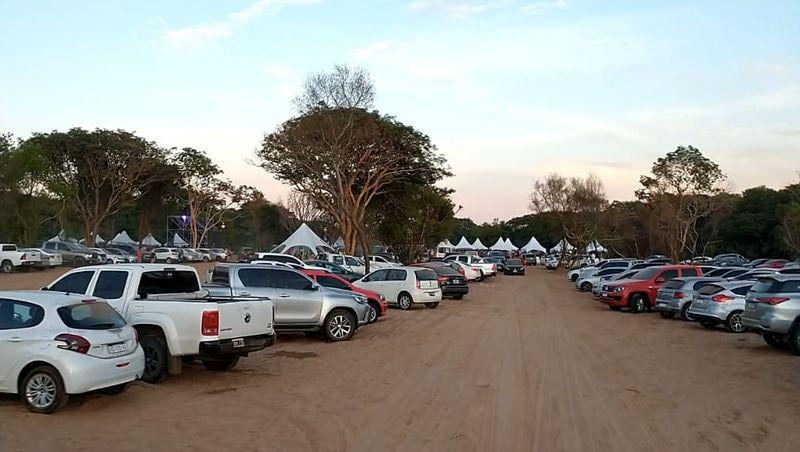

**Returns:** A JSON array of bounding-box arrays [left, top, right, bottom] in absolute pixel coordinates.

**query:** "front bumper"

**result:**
[[199, 333, 276, 358], [599, 293, 628, 307], [505, 268, 525, 275], [63, 347, 145, 394]]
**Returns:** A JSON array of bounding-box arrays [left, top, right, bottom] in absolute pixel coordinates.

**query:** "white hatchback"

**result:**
[[354, 267, 442, 310], [0, 291, 144, 413]]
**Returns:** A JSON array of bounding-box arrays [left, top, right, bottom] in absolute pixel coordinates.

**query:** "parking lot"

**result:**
[[1, 265, 799, 451]]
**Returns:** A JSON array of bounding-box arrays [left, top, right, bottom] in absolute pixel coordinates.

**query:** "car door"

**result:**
[[0, 299, 45, 392], [47, 270, 96, 295], [356, 269, 389, 294], [234, 268, 278, 298], [385, 269, 408, 301], [88, 269, 132, 315], [271, 270, 323, 324], [650, 269, 679, 300]]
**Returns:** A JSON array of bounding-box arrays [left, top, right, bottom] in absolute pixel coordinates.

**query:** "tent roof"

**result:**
[[504, 238, 518, 250], [141, 233, 161, 247], [586, 240, 606, 253], [471, 238, 487, 250], [549, 239, 575, 253], [454, 236, 472, 249], [47, 230, 67, 242], [333, 236, 345, 248], [172, 233, 188, 247], [521, 236, 546, 253], [443, 239, 454, 248], [270, 223, 332, 254], [489, 237, 507, 250], [436, 241, 453, 249], [111, 231, 137, 245]]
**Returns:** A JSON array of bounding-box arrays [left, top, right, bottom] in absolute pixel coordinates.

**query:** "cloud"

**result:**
[[159, 0, 320, 48], [409, 0, 509, 19], [353, 41, 401, 61], [521, 0, 567, 15]]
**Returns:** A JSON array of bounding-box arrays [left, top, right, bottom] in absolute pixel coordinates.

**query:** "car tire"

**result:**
[[763, 333, 786, 349], [788, 325, 800, 356], [426, 302, 439, 309], [140, 334, 169, 384], [570, 274, 578, 282], [202, 356, 240, 372], [72, 256, 86, 267], [324, 309, 356, 342], [165, 258, 174, 264], [476, 272, 484, 282], [660, 311, 675, 319], [0, 260, 13, 273], [453, 294, 464, 300], [580, 282, 592, 292], [700, 320, 717, 329], [100, 383, 128, 395], [724, 310, 745, 333], [367, 302, 379, 324], [21, 365, 69, 414], [629, 294, 646, 314], [203, 256, 209, 262], [680, 302, 694, 321], [397, 292, 413, 310]]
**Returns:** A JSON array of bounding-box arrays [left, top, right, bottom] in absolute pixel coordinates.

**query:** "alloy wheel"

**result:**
[[367, 305, 378, 323], [25, 373, 57, 409], [144, 343, 161, 375], [729, 313, 744, 333], [329, 315, 352, 339]]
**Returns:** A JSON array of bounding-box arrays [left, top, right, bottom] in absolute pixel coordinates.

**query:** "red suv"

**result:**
[[303, 270, 388, 323], [599, 265, 703, 313]]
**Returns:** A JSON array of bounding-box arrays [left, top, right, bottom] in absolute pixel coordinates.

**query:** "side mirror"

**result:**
[[309, 284, 319, 291], [655, 277, 665, 284]]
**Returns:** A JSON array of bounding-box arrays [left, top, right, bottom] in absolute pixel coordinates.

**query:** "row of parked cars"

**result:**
[[561, 255, 800, 353], [0, 249, 508, 413]]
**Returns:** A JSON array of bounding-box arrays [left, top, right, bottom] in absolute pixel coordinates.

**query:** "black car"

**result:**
[[414, 263, 469, 299], [504, 258, 525, 275], [305, 260, 361, 281]]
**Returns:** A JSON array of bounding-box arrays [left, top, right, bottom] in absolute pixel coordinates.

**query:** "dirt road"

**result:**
[[1, 267, 799, 451]]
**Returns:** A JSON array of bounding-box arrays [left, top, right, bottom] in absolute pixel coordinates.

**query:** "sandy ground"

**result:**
[[1, 265, 799, 451]]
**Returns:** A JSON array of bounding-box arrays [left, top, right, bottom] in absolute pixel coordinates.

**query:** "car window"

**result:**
[[345, 257, 361, 266], [732, 285, 752, 296], [238, 268, 274, 287], [49, 271, 94, 294], [92, 271, 128, 299], [317, 275, 350, 290], [663, 280, 684, 290], [698, 284, 725, 295], [414, 269, 437, 281], [57, 302, 126, 330], [333, 256, 344, 265], [1, 245, 15, 251], [597, 268, 622, 276], [138, 271, 199, 296], [779, 280, 800, 293], [659, 270, 679, 281], [387, 269, 407, 281], [365, 270, 388, 282], [682, 268, 699, 277], [272, 271, 313, 290], [45, 242, 56, 250], [693, 281, 714, 290], [212, 266, 230, 285], [0, 299, 45, 330]]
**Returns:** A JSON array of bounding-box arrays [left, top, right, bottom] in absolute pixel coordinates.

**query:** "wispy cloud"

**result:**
[[521, 0, 567, 15], [409, 0, 509, 19], [159, 0, 320, 48]]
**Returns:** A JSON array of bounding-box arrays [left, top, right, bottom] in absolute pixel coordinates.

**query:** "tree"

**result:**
[[636, 145, 726, 261], [25, 128, 171, 246], [294, 65, 375, 112], [173, 148, 257, 247], [282, 190, 325, 230]]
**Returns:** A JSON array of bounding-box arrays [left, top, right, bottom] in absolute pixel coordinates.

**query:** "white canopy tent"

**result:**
[[504, 238, 518, 251], [111, 230, 137, 245], [454, 236, 472, 250], [270, 223, 334, 256], [471, 238, 488, 250], [549, 239, 575, 254], [141, 233, 161, 247], [443, 239, 455, 248], [94, 234, 106, 245], [586, 240, 607, 254], [333, 237, 345, 249], [172, 233, 189, 247], [520, 236, 547, 253], [489, 237, 507, 251], [47, 230, 67, 242]]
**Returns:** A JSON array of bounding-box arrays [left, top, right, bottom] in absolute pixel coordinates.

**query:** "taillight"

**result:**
[[758, 297, 790, 305], [416, 280, 421, 289], [437, 276, 448, 282], [202, 310, 219, 336], [492, 265, 496, 271], [712, 294, 734, 303], [673, 291, 685, 299], [458, 268, 465, 275], [54, 334, 90, 353]]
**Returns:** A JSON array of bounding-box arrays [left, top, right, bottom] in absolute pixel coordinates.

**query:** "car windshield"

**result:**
[[629, 267, 662, 280], [57, 302, 126, 330], [507, 259, 522, 265], [415, 269, 437, 281], [698, 284, 725, 295]]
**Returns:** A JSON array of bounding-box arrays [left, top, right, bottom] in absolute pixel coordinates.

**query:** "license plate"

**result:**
[[107, 342, 127, 354], [601, 292, 608, 297], [746, 303, 756, 311], [232, 338, 245, 348], [453, 279, 462, 284], [427, 292, 436, 296]]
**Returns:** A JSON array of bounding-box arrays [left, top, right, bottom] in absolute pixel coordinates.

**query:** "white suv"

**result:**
[[0, 291, 144, 413], [354, 267, 442, 310], [152, 247, 181, 263]]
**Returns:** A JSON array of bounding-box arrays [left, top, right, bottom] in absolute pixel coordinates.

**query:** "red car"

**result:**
[[303, 270, 388, 323], [599, 265, 704, 313], [757, 259, 789, 269]]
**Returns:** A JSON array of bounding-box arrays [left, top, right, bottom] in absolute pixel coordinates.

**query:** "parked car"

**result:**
[[44, 264, 275, 382], [544, 254, 560, 270], [368, 255, 400, 269], [741, 275, 800, 354], [413, 263, 469, 299], [449, 261, 483, 282], [88, 247, 115, 264], [354, 267, 442, 310], [255, 252, 306, 267], [21, 248, 63, 269], [207, 264, 369, 341], [757, 259, 789, 269], [150, 247, 182, 264], [305, 260, 362, 281], [443, 255, 496, 279], [195, 248, 214, 262], [744, 258, 769, 268], [179, 248, 204, 262], [504, 258, 525, 276], [594, 270, 641, 298], [482, 256, 506, 272], [101, 247, 135, 263], [653, 277, 723, 320], [210, 248, 228, 262], [688, 280, 755, 332], [712, 253, 747, 267], [570, 259, 633, 282], [42, 241, 102, 266], [599, 265, 704, 313], [1, 243, 40, 273], [328, 254, 366, 275], [302, 269, 387, 323], [104, 243, 138, 256], [522, 253, 538, 266], [575, 267, 626, 291], [0, 291, 145, 413]]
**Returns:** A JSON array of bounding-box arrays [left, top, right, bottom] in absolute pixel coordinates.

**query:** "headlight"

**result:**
[[353, 295, 367, 304], [613, 286, 626, 292], [379, 294, 385, 301]]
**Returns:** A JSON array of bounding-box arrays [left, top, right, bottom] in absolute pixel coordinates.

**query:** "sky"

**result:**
[[1, 0, 798, 222]]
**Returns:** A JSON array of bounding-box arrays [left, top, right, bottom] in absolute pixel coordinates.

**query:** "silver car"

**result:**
[[741, 275, 800, 354], [688, 280, 755, 333], [654, 277, 722, 321], [576, 267, 626, 292]]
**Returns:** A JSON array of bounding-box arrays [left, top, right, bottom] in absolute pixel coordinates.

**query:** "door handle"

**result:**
[[278, 294, 291, 298], [8, 337, 24, 343], [238, 291, 251, 296]]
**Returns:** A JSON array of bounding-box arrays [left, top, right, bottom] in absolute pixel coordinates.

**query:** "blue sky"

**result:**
[[1, 0, 798, 222]]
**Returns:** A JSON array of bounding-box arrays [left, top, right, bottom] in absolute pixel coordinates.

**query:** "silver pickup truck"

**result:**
[[205, 264, 370, 342]]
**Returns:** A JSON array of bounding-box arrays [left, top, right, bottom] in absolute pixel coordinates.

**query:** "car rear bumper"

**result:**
[[505, 268, 525, 275], [654, 299, 683, 313], [199, 333, 276, 357], [63, 347, 145, 394], [413, 289, 443, 303], [688, 303, 732, 322], [442, 286, 469, 296], [741, 312, 794, 335]]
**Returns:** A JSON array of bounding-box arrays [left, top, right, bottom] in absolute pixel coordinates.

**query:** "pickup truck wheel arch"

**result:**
[[1, 260, 13, 273]]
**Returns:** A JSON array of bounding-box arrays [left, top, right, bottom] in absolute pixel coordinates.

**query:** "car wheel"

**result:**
[[680, 302, 694, 321], [0, 260, 13, 273], [725, 310, 745, 333], [202, 356, 240, 372], [398, 293, 413, 310], [72, 256, 86, 267], [570, 274, 578, 282], [426, 302, 439, 309], [100, 383, 128, 395], [700, 320, 717, 329], [324, 309, 356, 342], [453, 294, 464, 300], [660, 311, 675, 319], [165, 258, 174, 264], [580, 282, 592, 292], [21, 365, 68, 414], [629, 294, 645, 314], [788, 325, 800, 356], [476, 271, 485, 282], [140, 335, 169, 384], [366, 302, 379, 324], [203, 256, 209, 262], [763, 333, 786, 349]]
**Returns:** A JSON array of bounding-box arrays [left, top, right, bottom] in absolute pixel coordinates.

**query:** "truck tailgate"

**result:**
[[217, 298, 273, 340]]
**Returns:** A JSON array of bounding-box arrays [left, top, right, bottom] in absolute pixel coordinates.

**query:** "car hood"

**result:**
[[605, 278, 645, 288]]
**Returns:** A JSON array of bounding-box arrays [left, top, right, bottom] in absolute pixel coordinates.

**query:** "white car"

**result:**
[[0, 243, 39, 273], [0, 291, 145, 413], [330, 254, 366, 275], [354, 266, 442, 310], [449, 261, 483, 282], [255, 252, 306, 267], [368, 255, 400, 269], [22, 248, 63, 268], [443, 255, 496, 279], [101, 247, 135, 264], [151, 247, 182, 263]]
